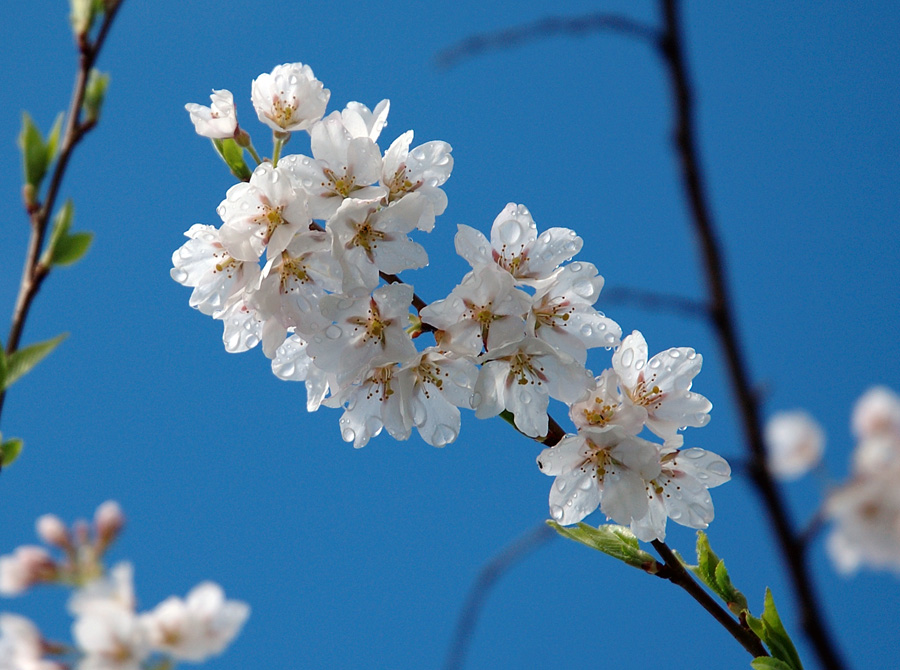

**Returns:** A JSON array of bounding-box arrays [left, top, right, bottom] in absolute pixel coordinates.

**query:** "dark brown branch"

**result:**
[[657, 2, 845, 667], [0, 2, 126, 423], [652, 540, 768, 658], [443, 523, 556, 670], [436, 13, 660, 69], [602, 285, 709, 320]]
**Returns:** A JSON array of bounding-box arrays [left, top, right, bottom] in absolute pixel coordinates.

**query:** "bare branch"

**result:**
[[436, 12, 660, 69], [602, 285, 709, 320]]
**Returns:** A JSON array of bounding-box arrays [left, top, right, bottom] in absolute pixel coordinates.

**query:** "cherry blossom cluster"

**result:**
[[0, 502, 248, 669], [174, 62, 730, 542], [826, 386, 900, 572]]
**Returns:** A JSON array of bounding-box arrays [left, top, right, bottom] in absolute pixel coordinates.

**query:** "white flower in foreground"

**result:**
[[281, 114, 386, 220], [328, 363, 409, 448], [420, 265, 530, 357], [826, 469, 900, 573], [184, 89, 238, 139], [341, 100, 390, 142], [613, 331, 711, 446], [171, 224, 261, 317], [569, 369, 645, 435], [251, 62, 329, 132], [631, 447, 731, 542], [0, 614, 61, 670], [528, 261, 621, 364], [217, 162, 309, 262], [537, 426, 661, 526], [382, 130, 453, 219], [141, 582, 249, 662], [852, 386, 900, 441], [764, 410, 824, 480], [473, 337, 592, 438], [73, 604, 148, 670], [455, 204, 581, 286]]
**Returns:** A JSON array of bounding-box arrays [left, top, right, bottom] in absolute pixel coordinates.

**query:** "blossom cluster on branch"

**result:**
[[173, 62, 731, 542], [0, 502, 247, 670]]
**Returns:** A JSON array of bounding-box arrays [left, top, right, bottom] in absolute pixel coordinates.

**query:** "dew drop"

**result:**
[[171, 269, 188, 283], [325, 325, 342, 339], [580, 324, 593, 337], [621, 348, 635, 367], [470, 391, 483, 408], [550, 505, 565, 521]]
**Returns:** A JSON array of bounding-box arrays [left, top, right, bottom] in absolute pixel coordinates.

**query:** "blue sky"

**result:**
[[1, 1, 898, 668]]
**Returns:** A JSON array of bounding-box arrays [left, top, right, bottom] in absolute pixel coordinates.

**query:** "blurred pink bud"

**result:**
[[765, 410, 824, 480], [0, 546, 56, 595], [36, 514, 70, 549], [94, 500, 124, 548]]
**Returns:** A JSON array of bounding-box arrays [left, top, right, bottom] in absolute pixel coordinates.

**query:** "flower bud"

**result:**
[[35, 514, 70, 549], [852, 386, 900, 441], [0, 546, 57, 595], [94, 500, 124, 550]]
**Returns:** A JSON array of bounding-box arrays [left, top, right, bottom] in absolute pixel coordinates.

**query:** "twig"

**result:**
[[0, 2, 126, 423], [657, 1, 845, 667], [602, 285, 709, 320], [443, 523, 556, 670], [651, 540, 768, 658], [436, 13, 660, 69]]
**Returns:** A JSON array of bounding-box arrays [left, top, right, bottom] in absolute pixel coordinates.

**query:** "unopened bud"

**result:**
[[94, 500, 124, 549], [0, 546, 56, 595], [852, 386, 900, 441], [36, 514, 70, 549]]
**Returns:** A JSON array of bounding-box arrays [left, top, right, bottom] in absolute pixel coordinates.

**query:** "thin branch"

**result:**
[[0, 2, 126, 423], [657, 1, 845, 667], [602, 285, 709, 320], [436, 13, 660, 69], [443, 523, 556, 670], [651, 540, 768, 658]]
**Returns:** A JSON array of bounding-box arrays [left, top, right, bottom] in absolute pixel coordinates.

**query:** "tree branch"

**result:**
[[657, 2, 845, 667]]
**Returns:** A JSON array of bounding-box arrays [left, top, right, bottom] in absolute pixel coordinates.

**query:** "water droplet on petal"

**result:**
[[621, 348, 635, 367], [550, 505, 565, 521], [325, 324, 342, 339]]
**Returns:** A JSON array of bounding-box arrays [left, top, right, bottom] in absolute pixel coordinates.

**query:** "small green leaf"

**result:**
[[681, 531, 749, 616], [547, 521, 659, 571], [69, 0, 96, 36], [83, 70, 110, 124], [751, 658, 794, 670], [715, 559, 749, 614], [52, 231, 94, 266], [18, 112, 50, 190], [1, 437, 24, 467], [760, 588, 804, 669], [212, 138, 252, 181], [4, 333, 68, 390]]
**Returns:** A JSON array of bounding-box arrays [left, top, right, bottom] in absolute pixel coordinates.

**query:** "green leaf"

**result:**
[[4, 333, 68, 390], [52, 231, 94, 266], [681, 531, 749, 616], [45, 113, 64, 165], [69, 0, 96, 35], [1, 437, 24, 467], [212, 138, 252, 181], [760, 588, 804, 669], [751, 658, 794, 670], [547, 521, 659, 572], [18, 112, 50, 189], [83, 70, 110, 124]]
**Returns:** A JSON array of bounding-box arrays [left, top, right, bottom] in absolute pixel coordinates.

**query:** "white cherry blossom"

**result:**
[[455, 203, 581, 286], [473, 337, 592, 438], [184, 89, 238, 139], [251, 62, 329, 133], [537, 426, 662, 526], [171, 224, 261, 317], [281, 114, 386, 220], [327, 363, 409, 448], [72, 604, 148, 670], [0, 546, 56, 595], [631, 446, 731, 542], [341, 100, 390, 142], [382, 130, 453, 221], [327, 196, 431, 296], [307, 284, 417, 381], [420, 265, 530, 357], [396, 349, 479, 447], [0, 614, 61, 670], [568, 369, 645, 435], [271, 335, 334, 411], [528, 261, 621, 363], [217, 162, 309, 262], [216, 299, 263, 354], [852, 386, 900, 441], [765, 410, 824, 480], [613, 331, 711, 446], [141, 582, 249, 662]]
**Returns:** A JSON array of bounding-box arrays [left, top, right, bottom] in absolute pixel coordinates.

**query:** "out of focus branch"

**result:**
[[0, 1, 126, 423], [658, 2, 845, 667], [436, 13, 659, 69], [443, 523, 556, 670], [602, 285, 709, 320]]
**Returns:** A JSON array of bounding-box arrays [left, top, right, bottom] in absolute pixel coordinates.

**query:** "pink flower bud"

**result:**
[[36, 514, 70, 549], [94, 500, 124, 549], [0, 546, 56, 595]]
